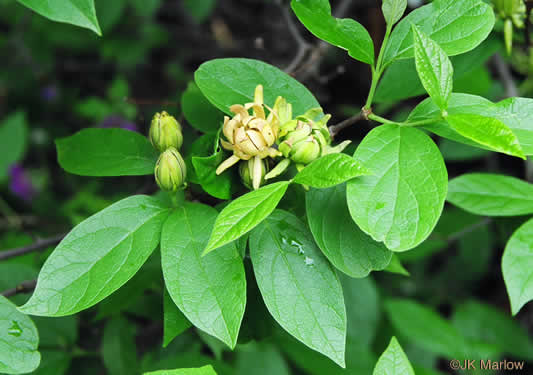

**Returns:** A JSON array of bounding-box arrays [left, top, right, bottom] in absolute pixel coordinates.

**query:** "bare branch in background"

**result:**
[[329, 113, 365, 138], [0, 233, 65, 262], [492, 53, 519, 98], [276, 0, 311, 74], [1, 279, 37, 298], [278, 0, 353, 77]]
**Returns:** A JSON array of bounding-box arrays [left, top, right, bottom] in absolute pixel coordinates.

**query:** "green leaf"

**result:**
[[293, 153, 370, 188], [382, 0, 407, 27], [163, 288, 191, 348], [236, 342, 290, 375], [0, 296, 40, 374], [161, 204, 246, 349], [195, 58, 319, 117], [291, 0, 374, 65], [144, 366, 217, 375], [185, 134, 217, 184], [375, 36, 501, 104], [347, 125, 448, 252], [250, 210, 346, 367], [410, 94, 533, 155], [384, 254, 410, 276], [445, 114, 525, 159], [447, 173, 533, 216], [204, 181, 290, 255], [183, 0, 216, 23], [452, 300, 533, 360], [33, 316, 78, 347], [131, 0, 160, 17], [95, 255, 161, 319], [95, 0, 126, 33], [340, 274, 380, 349], [20, 195, 169, 316], [439, 139, 489, 161], [56, 128, 159, 176], [383, 0, 495, 66], [197, 331, 226, 360], [181, 82, 223, 134], [306, 184, 392, 277], [192, 151, 232, 200], [384, 299, 467, 358], [102, 317, 138, 375], [502, 217, 533, 315], [491, 97, 533, 155], [16, 0, 102, 35], [373, 337, 415, 375], [277, 329, 376, 375], [31, 350, 71, 375], [0, 111, 27, 180], [412, 26, 453, 111]]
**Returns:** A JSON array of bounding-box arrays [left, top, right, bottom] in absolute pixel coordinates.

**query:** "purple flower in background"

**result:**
[[41, 85, 59, 103], [9, 164, 35, 202], [98, 115, 138, 132]]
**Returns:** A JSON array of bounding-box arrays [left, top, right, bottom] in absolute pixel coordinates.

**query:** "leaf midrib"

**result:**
[[33, 203, 167, 313], [181, 207, 234, 347], [263, 220, 343, 363]]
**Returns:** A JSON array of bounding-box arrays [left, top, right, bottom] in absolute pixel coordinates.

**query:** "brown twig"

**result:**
[[276, 0, 311, 74], [1, 280, 37, 298], [0, 234, 65, 262], [329, 113, 365, 138], [446, 218, 492, 244], [285, 0, 353, 78], [491, 53, 519, 98]]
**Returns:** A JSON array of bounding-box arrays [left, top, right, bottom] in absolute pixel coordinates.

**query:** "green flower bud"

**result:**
[[239, 156, 268, 190], [278, 110, 331, 165], [155, 147, 187, 191], [494, 0, 526, 27], [149, 111, 183, 152], [504, 18, 514, 55], [291, 138, 321, 165]]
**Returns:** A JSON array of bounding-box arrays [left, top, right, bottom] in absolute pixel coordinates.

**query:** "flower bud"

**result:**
[[494, 0, 526, 27], [239, 156, 268, 190], [155, 147, 187, 191], [291, 138, 321, 165], [149, 111, 183, 152]]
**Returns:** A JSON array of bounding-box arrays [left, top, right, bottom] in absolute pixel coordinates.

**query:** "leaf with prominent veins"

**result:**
[[347, 125, 448, 252], [250, 210, 346, 367], [20, 195, 170, 316], [0, 296, 41, 374], [162, 203, 246, 349]]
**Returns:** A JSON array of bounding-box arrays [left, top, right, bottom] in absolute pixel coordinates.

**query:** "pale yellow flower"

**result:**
[[216, 85, 282, 177]]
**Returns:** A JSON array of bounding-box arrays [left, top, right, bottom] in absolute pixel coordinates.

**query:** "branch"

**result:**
[[1, 279, 36, 298], [292, 0, 353, 80], [491, 53, 519, 98], [0, 233, 65, 262], [329, 113, 365, 138], [276, 0, 311, 74], [446, 218, 492, 244]]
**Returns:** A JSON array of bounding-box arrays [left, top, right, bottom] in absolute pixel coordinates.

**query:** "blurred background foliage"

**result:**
[[1, 0, 532, 374]]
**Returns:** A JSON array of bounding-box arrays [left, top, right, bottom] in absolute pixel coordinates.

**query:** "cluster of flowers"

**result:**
[[216, 85, 350, 190], [149, 112, 187, 192]]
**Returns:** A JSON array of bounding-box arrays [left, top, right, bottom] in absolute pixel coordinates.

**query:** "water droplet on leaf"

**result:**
[[304, 257, 314, 266], [290, 240, 305, 254]]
